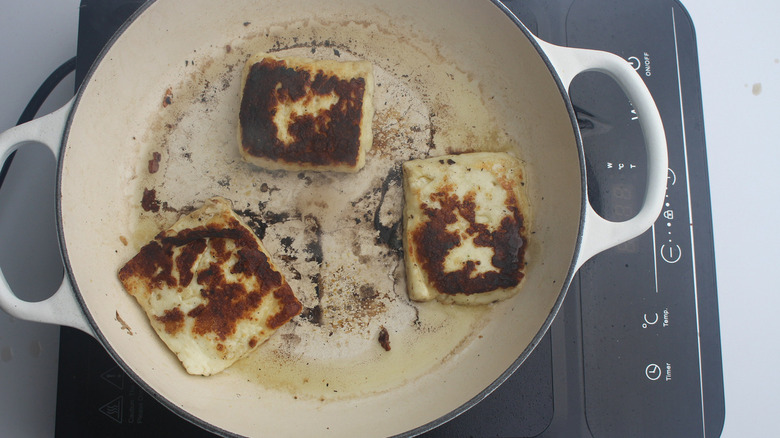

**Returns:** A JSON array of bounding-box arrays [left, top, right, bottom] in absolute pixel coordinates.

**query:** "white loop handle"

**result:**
[[535, 39, 668, 270], [0, 99, 95, 336]]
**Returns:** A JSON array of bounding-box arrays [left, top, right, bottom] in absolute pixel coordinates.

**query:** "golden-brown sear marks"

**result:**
[[118, 218, 302, 342], [155, 307, 185, 335], [410, 187, 527, 297]]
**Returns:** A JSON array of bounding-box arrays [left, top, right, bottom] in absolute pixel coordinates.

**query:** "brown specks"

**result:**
[[378, 326, 391, 351], [115, 311, 133, 335], [163, 88, 173, 107], [148, 151, 162, 174], [119, 235, 128, 246], [225, 44, 232, 53], [141, 188, 161, 213], [300, 305, 323, 325], [259, 182, 278, 193]]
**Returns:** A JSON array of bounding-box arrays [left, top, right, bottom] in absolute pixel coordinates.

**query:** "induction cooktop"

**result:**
[[53, 1, 724, 436]]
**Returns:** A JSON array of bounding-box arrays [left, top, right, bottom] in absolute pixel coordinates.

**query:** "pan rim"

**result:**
[[54, 1, 588, 437]]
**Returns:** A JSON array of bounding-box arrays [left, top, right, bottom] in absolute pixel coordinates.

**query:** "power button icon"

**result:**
[[645, 364, 662, 381], [660, 244, 682, 263]]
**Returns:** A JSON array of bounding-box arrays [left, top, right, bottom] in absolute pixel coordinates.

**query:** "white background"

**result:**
[[0, 0, 778, 436]]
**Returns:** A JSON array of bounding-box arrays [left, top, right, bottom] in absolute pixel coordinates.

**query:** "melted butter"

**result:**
[[231, 301, 491, 400]]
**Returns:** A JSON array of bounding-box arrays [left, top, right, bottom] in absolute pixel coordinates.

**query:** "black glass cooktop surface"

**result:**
[[55, 1, 724, 436]]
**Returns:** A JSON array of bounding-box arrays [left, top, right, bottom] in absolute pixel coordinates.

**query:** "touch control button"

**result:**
[[660, 244, 682, 263], [645, 363, 662, 381]]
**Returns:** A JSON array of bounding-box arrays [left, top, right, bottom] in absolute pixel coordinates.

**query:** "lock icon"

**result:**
[[663, 210, 674, 220]]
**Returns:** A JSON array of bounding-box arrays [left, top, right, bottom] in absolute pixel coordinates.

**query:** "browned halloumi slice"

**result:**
[[238, 53, 374, 173], [118, 197, 302, 375], [402, 152, 529, 305]]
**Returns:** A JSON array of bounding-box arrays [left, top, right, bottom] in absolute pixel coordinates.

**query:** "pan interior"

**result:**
[[59, 0, 581, 436]]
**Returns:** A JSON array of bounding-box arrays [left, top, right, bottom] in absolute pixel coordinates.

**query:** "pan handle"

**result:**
[[534, 39, 668, 270], [0, 99, 95, 337]]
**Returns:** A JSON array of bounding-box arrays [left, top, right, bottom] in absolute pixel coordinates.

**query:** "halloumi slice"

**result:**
[[238, 53, 374, 173], [118, 197, 302, 375], [402, 152, 529, 305]]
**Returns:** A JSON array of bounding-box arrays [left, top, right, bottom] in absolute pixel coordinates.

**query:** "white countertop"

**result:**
[[1, 1, 778, 436]]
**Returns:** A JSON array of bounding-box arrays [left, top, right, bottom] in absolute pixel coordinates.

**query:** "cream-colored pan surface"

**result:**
[[59, 0, 581, 436]]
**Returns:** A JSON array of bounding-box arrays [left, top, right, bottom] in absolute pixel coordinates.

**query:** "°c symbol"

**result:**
[[643, 313, 659, 328]]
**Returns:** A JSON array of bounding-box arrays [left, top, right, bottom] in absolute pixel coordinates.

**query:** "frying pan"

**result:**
[[0, 0, 667, 436]]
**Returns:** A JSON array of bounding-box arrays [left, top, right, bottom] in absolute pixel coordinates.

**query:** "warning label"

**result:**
[[100, 366, 125, 390], [99, 396, 124, 424]]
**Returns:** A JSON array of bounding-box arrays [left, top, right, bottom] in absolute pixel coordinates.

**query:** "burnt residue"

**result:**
[[286, 265, 303, 281], [259, 182, 280, 194], [297, 172, 313, 186], [359, 284, 379, 303], [427, 112, 438, 153], [161, 201, 178, 213], [162, 88, 173, 107], [217, 176, 231, 188], [303, 215, 323, 264], [234, 208, 292, 241], [280, 333, 301, 349], [236, 208, 268, 240], [141, 188, 161, 212], [373, 165, 403, 254], [264, 210, 291, 224], [300, 305, 323, 325], [148, 151, 162, 174], [378, 326, 391, 351], [115, 311, 133, 336], [310, 273, 323, 300]]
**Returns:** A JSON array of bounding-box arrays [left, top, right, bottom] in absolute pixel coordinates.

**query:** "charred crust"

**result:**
[[119, 213, 302, 343], [238, 57, 366, 167], [410, 189, 527, 296]]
